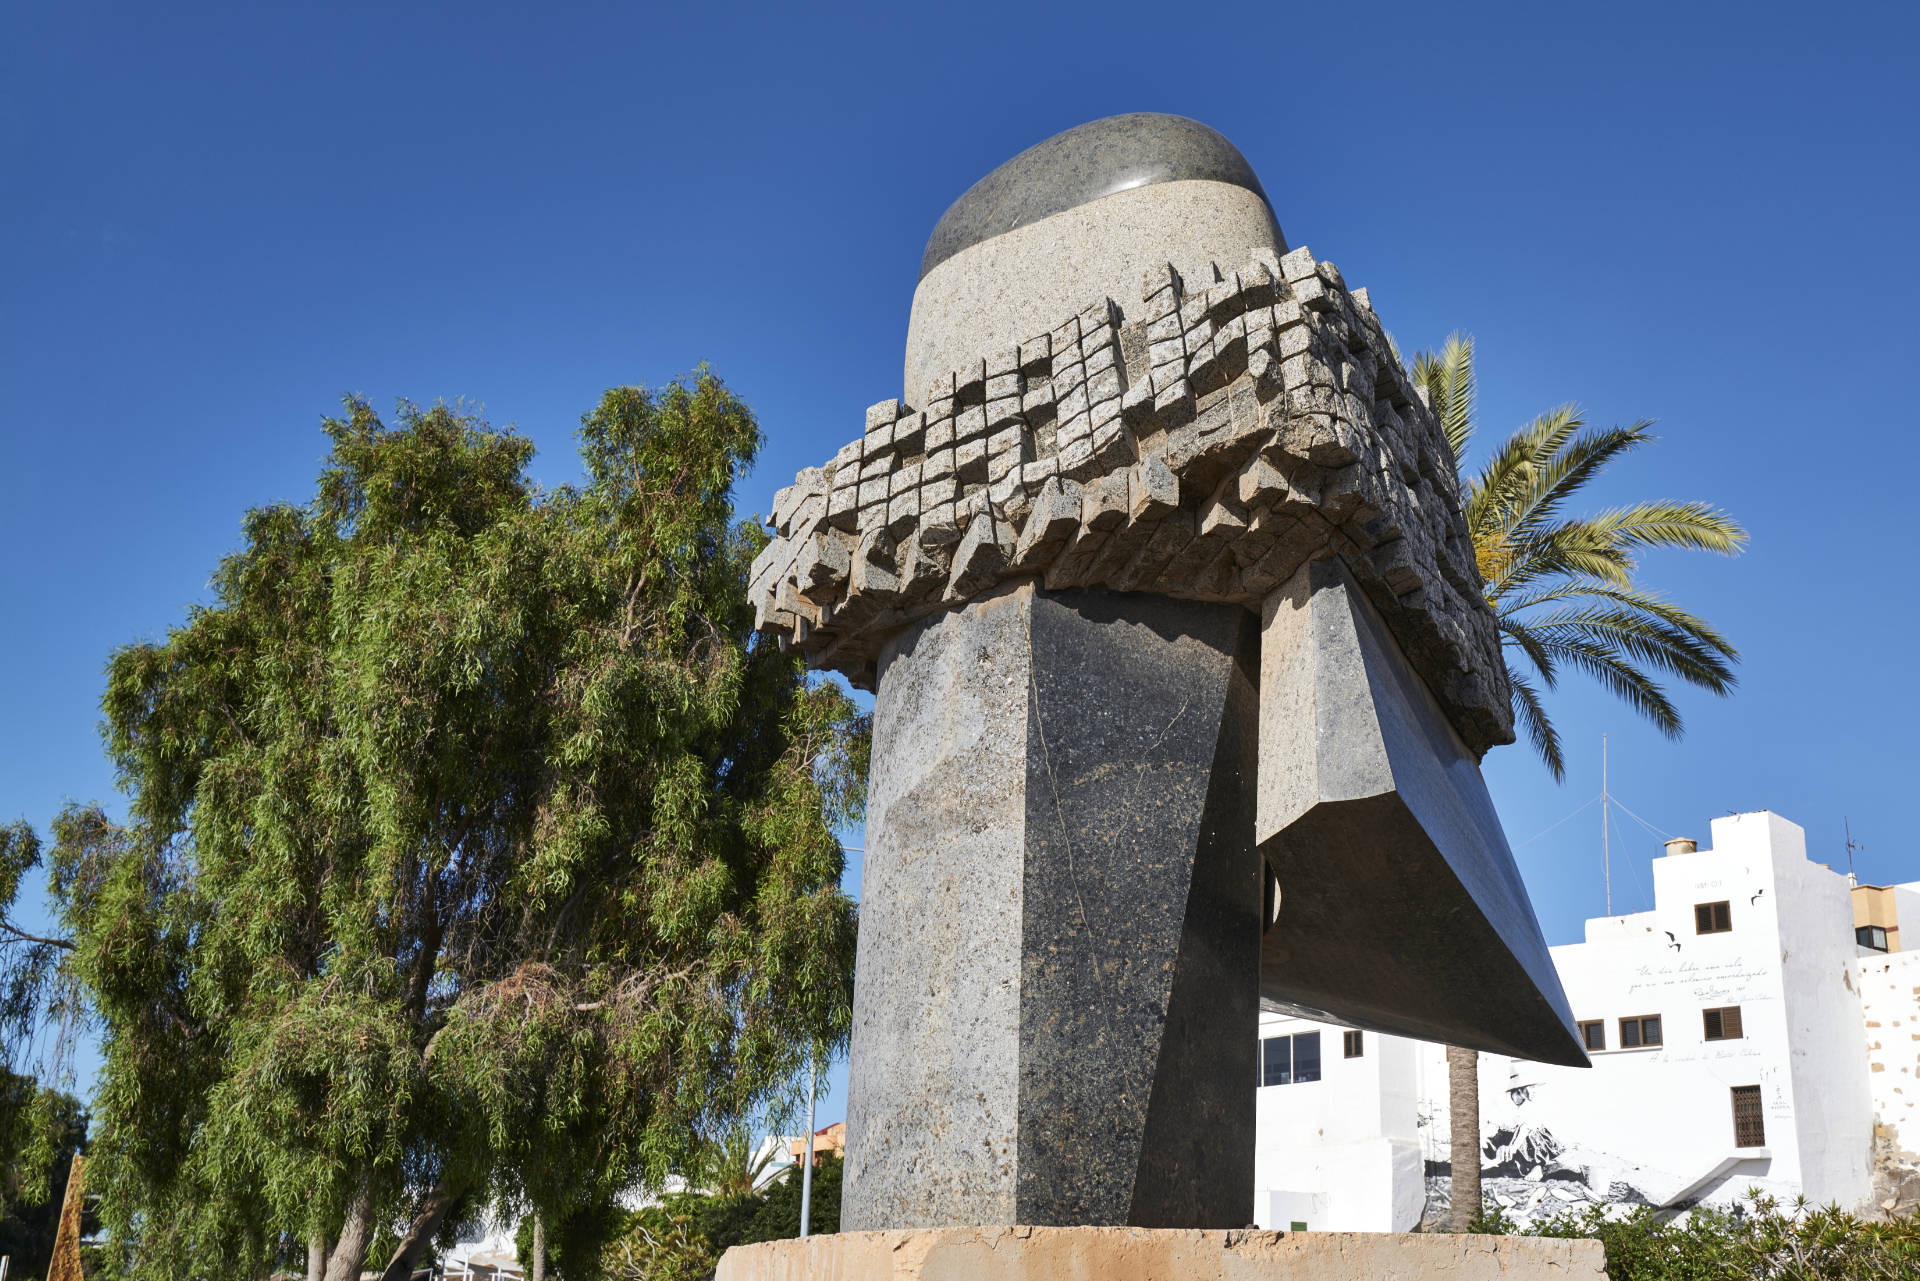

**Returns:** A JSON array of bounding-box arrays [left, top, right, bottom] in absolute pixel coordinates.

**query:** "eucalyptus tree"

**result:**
[[0, 373, 864, 1279], [1413, 336, 1745, 1228]]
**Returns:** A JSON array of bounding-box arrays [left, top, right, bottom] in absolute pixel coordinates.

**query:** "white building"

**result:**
[[1253, 810, 1920, 1230]]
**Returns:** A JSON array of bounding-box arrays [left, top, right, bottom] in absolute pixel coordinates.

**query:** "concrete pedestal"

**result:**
[[715, 1227, 1608, 1281]]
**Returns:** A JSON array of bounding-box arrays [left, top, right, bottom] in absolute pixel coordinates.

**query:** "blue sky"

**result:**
[[4, 3, 1917, 1125]]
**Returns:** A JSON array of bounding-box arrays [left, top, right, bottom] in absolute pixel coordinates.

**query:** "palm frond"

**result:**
[[1499, 616, 1560, 689], [1412, 333, 1476, 465], [1500, 583, 1740, 663], [1529, 605, 1738, 694], [1483, 524, 1637, 597], [1465, 406, 1583, 541], [1532, 631, 1685, 737], [1436, 335, 1742, 777], [1498, 419, 1648, 545], [1575, 501, 1749, 556], [1507, 669, 1565, 782]]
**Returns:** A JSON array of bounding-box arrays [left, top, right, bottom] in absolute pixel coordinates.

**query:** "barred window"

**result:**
[[1732, 1085, 1765, 1147], [1579, 1020, 1606, 1052]]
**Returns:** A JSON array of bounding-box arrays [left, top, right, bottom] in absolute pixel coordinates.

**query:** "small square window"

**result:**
[[1343, 1030, 1364, 1059], [1260, 1032, 1322, 1086], [1579, 1020, 1607, 1052], [1732, 1085, 1765, 1147], [1695, 901, 1733, 934], [1703, 1006, 1744, 1041], [1619, 1015, 1662, 1048], [1858, 925, 1889, 951], [1293, 1031, 1321, 1083]]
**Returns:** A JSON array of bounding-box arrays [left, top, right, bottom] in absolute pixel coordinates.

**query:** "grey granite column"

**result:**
[[842, 581, 1261, 1230]]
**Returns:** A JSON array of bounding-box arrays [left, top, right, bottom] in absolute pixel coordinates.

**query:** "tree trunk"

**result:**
[[378, 1181, 460, 1281], [306, 1229, 329, 1281], [46, 1153, 85, 1281], [1446, 1045, 1482, 1231], [323, 1175, 379, 1281], [529, 1213, 546, 1281]]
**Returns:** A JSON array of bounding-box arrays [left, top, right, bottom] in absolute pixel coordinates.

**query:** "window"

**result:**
[[1696, 901, 1733, 934], [1859, 924, 1890, 951], [1343, 1030, 1364, 1059], [1579, 1020, 1607, 1052], [1289, 1221, 1308, 1232], [1260, 1032, 1322, 1085], [1703, 1006, 1744, 1041], [1732, 1085, 1765, 1147], [1619, 1015, 1662, 1048]]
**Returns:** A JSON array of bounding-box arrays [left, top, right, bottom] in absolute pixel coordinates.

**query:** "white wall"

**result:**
[[1751, 813, 1875, 1210], [1252, 809, 1884, 1227], [1251, 1012, 1422, 1231], [1860, 949, 1920, 1154]]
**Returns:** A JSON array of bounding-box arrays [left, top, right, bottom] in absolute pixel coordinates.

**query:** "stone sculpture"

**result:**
[[747, 113, 1587, 1233]]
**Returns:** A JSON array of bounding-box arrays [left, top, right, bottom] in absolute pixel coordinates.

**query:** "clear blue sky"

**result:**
[[4, 3, 1917, 1125]]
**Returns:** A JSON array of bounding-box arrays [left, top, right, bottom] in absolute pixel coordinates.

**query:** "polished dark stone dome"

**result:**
[[919, 113, 1275, 280]]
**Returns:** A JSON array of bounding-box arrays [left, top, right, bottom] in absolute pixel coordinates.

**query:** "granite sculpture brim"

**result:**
[[753, 113, 1588, 1232]]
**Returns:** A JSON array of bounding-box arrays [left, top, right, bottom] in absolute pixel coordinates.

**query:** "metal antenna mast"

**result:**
[[1602, 734, 1611, 917], [1845, 817, 1866, 881]]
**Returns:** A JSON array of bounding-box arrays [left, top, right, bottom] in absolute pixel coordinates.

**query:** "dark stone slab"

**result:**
[[919, 113, 1283, 280], [841, 582, 1262, 1230], [1019, 589, 1261, 1227], [1256, 558, 1587, 1068]]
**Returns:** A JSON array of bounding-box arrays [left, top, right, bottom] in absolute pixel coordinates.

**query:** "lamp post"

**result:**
[[799, 1054, 817, 1238]]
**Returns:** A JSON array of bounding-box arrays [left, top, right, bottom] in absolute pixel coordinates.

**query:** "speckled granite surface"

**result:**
[[842, 583, 1260, 1230]]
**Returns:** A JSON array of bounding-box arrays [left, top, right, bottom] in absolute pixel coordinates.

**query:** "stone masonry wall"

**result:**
[[750, 247, 1513, 755], [1860, 950, 1920, 1214]]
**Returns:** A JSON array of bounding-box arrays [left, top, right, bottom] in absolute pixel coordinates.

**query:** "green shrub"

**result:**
[[600, 1154, 843, 1280], [1475, 1190, 1920, 1280]]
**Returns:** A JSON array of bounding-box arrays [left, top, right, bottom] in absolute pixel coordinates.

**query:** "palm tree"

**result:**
[[1416, 334, 1746, 781], [1412, 334, 1747, 1229], [690, 1123, 778, 1203]]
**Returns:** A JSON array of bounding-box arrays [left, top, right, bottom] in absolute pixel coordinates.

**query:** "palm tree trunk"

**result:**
[[1446, 1045, 1482, 1231]]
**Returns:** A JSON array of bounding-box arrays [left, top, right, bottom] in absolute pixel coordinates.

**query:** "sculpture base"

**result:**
[[715, 1226, 1605, 1281]]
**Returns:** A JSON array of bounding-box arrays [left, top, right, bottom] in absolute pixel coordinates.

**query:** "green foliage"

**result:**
[[689, 1124, 779, 1204], [0, 1071, 89, 1280], [0, 371, 866, 1278], [1413, 335, 1747, 779], [600, 1153, 842, 1281], [1472, 1192, 1920, 1280]]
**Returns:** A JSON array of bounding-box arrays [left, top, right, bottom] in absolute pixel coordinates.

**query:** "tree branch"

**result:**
[[0, 920, 75, 951]]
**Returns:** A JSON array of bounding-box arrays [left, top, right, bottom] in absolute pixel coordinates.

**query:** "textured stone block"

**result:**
[[1255, 557, 1584, 1065], [844, 584, 1261, 1230]]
